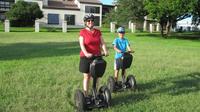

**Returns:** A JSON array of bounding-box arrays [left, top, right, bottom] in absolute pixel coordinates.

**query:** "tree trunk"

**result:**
[[166, 20, 171, 37], [160, 22, 165, 37], [161, 24, 164, 37]]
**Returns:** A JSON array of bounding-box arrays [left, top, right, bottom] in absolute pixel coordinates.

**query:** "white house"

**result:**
[[0, 0, 14, 20], [15, 0, 103, 28], [176, 17, 200, 31]]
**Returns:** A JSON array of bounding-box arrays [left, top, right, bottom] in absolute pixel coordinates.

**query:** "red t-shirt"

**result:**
[[79, 28, 102, 57]]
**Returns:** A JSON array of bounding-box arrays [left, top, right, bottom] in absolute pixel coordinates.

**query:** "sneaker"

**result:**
[[85, 96, 91, 105], [115, 81, 118, 86]]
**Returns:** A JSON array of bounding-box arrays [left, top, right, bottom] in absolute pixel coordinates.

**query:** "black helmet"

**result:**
[[83, 14, 95, 22]]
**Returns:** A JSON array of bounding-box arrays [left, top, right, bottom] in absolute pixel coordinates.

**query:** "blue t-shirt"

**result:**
[[112, 37, 130, 59]]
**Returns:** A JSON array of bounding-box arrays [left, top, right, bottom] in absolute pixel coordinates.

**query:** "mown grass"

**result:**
[[0, 26, 200, 112]]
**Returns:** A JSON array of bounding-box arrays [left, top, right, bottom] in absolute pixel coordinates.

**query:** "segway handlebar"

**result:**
[[89, 54, 108, 59], [121, 51, 135, 54], [93, 53, 109, 57]]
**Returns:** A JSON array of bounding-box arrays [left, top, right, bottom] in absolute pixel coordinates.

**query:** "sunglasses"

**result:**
[[119, 32, 125, 34], [86, 20, 94, 22]]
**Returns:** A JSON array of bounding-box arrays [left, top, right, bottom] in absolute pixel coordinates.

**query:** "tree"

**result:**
[[103, 9, 118, 27], [192, 0, 200, 25], [104, 0, 198, 36], [6, 1, 43, 27], [145, 0, 196, 37], [103, 0, 147, 26]]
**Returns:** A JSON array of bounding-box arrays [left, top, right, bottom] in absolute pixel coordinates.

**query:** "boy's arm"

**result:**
[[114, 45, 122, 53], [126, 39, 134, 52], [127, 45, 132, 52]]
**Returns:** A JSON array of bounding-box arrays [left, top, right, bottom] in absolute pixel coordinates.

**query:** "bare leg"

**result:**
[[83, 73, 91, 96], [114, 59, 120, 82], [114, 70, 119, 82]]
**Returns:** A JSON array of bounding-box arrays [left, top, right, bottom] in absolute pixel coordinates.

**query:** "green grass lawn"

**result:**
[[0, 29, 200, 112]]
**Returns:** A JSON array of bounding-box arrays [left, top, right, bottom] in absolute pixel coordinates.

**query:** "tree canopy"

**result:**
[[104, 0, 200, 36], [192, 0, 200, 25], [6, 1, 43, 27], [103, 0, 147, 26], [144, 0, 196, 36]]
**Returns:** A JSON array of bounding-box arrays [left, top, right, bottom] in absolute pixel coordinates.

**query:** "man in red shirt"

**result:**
[[79, 14, 108, 97]]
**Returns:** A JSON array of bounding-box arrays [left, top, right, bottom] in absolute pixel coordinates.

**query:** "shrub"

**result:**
[[6, 1, 43, 27]]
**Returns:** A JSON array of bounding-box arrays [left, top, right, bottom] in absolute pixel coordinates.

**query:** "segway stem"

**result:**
[[122, 74, 126, 84], [92, 77, 98, 100]]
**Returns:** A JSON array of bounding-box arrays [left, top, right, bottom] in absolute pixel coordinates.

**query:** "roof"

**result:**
[[43, 0, 80, 10], [43, 0, 102, 10], [78, 0, 102, 5]]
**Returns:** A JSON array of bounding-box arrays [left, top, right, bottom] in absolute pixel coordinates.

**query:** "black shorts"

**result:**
[[114, 58, 123, 70], [79, 57, 95, 73]]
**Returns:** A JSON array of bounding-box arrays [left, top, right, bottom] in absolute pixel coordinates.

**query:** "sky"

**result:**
[[100, 0, 114, 5]]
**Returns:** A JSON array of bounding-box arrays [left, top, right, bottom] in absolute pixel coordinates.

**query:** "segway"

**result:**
[[107, 51, 137, 93], [74, 55, 111, 112]]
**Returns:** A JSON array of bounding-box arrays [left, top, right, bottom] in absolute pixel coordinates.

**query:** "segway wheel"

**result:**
[[127, 75, 137, 90], [74, 89, 86, 112], [107, 76, 115, 93], [99, 86, 111, 107]]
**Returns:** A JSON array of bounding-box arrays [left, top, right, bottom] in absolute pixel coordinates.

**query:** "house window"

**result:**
[[85, 6, 100, 14], [94, 16, 100, 26], [0, 1, 12, 11], [48, 14, 59, 25], [65, 14, 75, 25]]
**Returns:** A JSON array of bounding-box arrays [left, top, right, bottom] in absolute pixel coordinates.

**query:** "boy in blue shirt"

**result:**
[[112, 27, 133, 83]]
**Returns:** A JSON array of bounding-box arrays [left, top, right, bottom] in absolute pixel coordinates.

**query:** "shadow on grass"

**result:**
[[112, 72, 200, 107], [138, 72, 200, 96], [0, 41, 80, 60], [0, 41, 113, 61], [135, 32, 200, 40], [0, 29, 3, 32], [135, 33, 162, 38], [10, 30, 34, 32], [169, 32, 200, 40], [111, 93, 149, 107]]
